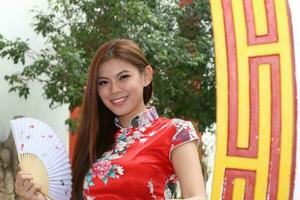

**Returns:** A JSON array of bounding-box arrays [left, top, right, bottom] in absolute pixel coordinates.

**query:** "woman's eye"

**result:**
[[97, 80, 108, 86], [120, 74, 130, 80]]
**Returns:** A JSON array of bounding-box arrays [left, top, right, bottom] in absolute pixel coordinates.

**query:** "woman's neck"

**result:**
[[118, 105, 147, 128]]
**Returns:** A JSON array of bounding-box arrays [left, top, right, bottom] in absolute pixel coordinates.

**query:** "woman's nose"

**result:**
[[110, 81, 122, 94]]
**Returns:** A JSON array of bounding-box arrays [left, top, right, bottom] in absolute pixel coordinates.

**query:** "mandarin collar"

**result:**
[[114, 106, 159, 129]]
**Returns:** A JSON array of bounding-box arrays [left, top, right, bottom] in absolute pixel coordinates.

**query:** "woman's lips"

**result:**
[[111, 96, 127, 105]]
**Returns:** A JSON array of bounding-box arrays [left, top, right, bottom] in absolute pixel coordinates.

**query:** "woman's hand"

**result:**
[[15, 170, 46, 200]]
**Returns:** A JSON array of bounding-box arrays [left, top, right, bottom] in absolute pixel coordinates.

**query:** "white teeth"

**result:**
[[112, 97, 126, 104]]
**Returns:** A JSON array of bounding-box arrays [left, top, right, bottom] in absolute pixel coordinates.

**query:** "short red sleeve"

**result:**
[[169, 119, 200, 160]]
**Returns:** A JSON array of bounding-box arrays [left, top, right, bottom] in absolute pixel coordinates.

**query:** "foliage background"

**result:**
[[0, 0, 215, 132]]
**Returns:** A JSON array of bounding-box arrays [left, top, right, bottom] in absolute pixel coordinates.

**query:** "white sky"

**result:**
[[288, 0, 300, 199], [0, 0, 69, 146]]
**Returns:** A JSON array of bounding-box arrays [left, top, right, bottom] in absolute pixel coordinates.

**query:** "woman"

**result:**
[[15, 39, 206, 200]]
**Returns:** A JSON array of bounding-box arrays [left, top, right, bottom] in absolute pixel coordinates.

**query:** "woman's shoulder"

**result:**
[[169, 118, 197, 137], [156, 117, 199, 160], [156, 117, 194, 128], [170, 118, 193, 126], [153, 117, 197, 139]]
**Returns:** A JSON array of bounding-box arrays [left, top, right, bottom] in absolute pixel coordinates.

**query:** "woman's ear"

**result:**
[[143, 65, 153, 87]]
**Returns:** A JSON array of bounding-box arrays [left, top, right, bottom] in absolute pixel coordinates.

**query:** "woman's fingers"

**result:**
[[33, 191, 47, 200], [24, 184, 40, 199], [16, 171, 33, 181], [15, 171, 35, 196], [17, 180, 44, 200], [23, 180, 35, 192], [15, 180, 34, 196], [15, 170, 46, 200], [27, 184, 46, 200], [15, 171, 33, 188]]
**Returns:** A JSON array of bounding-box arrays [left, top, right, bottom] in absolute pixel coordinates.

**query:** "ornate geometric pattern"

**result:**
[[210, 0, 297, 199]]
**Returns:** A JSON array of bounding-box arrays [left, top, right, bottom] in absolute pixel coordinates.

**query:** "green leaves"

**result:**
[[4, 74, 30, 98], [34, 13, 57, 37], [0, 0, 215, 132], [0, 36, 29, 65]]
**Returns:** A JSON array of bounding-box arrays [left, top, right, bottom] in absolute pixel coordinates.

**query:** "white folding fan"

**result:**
[[10, 117, 72, 200]]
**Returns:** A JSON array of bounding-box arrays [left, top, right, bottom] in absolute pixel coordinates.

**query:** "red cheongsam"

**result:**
[[83, 107, 199, 200]]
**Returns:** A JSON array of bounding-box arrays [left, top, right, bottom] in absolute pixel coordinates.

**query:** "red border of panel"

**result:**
[[243, 0, 278, 45], [223, 169, 256, 200], [222, 0, 258, 157], [249, 55, 281, 199]]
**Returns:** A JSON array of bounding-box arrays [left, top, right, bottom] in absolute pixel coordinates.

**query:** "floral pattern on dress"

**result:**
[[164, 173, 178, 199], [84, 158, 125, 187], [84, 122, 158, 187], [83, 190, 95, 200], [94, 160, 124, 185], [84, 194, 95, 200], [148, 179, 157, 200], [169, 119, 199, 159]]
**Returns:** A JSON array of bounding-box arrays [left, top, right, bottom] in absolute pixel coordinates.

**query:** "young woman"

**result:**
[[15, 39, 206, 200]]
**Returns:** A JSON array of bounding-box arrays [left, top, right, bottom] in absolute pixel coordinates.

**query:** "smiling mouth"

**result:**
[[111, 96, 128, 105]]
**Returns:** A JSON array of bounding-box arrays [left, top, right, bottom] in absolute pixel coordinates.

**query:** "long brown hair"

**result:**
[[71, 39, 153, 199]]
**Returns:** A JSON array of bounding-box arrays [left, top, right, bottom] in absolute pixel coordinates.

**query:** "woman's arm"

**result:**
[[171, 141, 207, 200]]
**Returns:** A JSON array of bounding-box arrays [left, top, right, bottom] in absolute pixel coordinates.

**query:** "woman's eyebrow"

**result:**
[[97, 70, 130, 79], [116, 69, 130, 76]]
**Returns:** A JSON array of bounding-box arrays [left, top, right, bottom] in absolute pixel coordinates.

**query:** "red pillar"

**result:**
[[69, 107, 80, 161]]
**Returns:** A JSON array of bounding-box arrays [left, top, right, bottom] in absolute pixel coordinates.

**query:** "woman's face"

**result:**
[[97, 58, 152, 126]]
